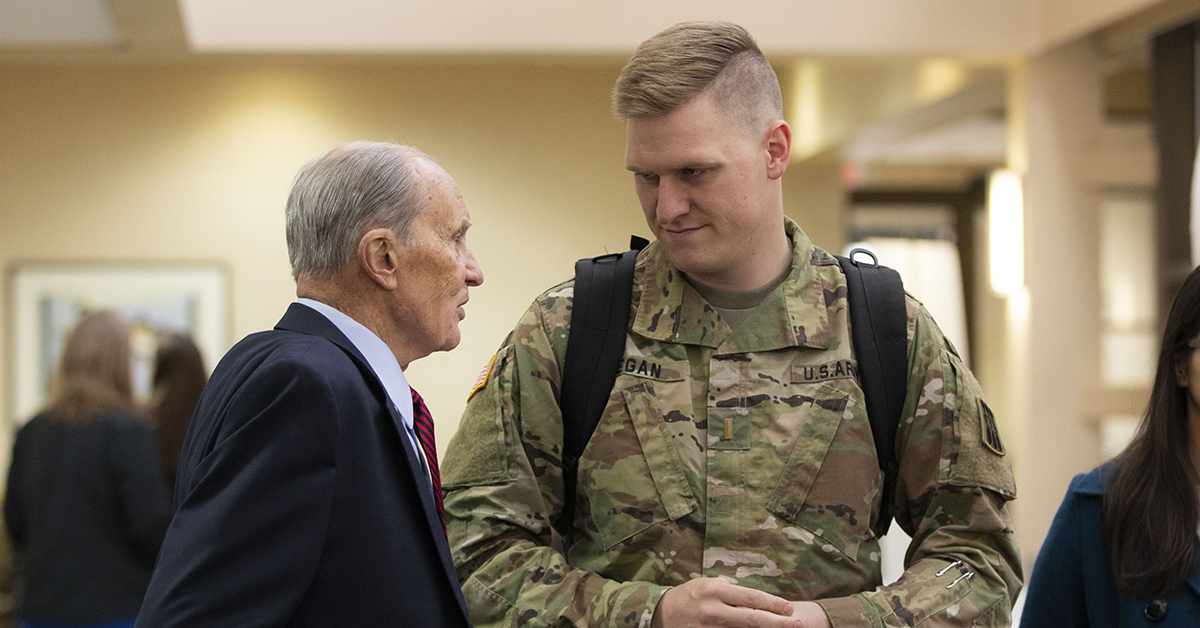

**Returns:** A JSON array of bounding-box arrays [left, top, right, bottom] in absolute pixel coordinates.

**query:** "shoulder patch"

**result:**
[[980, 401, 1005, 456], [467, 353, 497, 403]]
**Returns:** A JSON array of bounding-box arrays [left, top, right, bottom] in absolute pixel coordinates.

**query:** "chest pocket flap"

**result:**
[[622, 383, 697, 521], [766, 382, 878, 560], [583, 380, 698, 551]]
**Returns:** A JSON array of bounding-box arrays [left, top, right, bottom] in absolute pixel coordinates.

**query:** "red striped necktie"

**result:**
[[410, 387, 445, 527]]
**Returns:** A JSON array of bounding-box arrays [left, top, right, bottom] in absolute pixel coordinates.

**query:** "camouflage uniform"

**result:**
[[443, 219, 1021, 628]]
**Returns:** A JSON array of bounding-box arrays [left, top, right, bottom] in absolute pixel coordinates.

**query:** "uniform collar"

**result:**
[[631, 217, 835, 352]]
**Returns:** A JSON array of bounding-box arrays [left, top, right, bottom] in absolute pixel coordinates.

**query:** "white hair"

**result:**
[[285, 140, 432, 279]]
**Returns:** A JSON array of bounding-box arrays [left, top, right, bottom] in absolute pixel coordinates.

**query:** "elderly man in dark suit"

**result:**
[[136, 141, 483, 627]]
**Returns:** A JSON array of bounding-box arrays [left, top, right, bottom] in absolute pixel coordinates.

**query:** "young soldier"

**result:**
[[442, 22, 1021, 628]]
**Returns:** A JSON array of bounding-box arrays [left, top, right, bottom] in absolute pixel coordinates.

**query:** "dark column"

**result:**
[[1151, 21, 1198, 328]]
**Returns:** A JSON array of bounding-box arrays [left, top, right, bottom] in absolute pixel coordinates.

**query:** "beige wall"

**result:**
[[784, 150, 846, 253], [1000, 40, 1108, 572], [0, 60, 845, 467]]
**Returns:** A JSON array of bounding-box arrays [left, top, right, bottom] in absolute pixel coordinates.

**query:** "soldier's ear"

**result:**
[[764, 120, 790, 180], [358, 228, 400, 290]]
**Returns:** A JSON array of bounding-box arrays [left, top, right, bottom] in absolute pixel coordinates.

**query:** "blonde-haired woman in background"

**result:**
[[4, 311, 170, 628]]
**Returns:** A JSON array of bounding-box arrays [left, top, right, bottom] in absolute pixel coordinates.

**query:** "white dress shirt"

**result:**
[[295, 298, 427, 468]]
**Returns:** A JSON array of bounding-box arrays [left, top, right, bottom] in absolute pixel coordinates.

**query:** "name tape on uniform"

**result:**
[[791, 360, 859, 384]]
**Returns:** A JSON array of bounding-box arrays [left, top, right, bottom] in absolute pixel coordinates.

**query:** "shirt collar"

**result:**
[[631, 217, 833, 352], [295, 298, 414, 429]]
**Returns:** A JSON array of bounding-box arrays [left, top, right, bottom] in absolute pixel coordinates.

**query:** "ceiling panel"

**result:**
[[178, 0, 1039, 56], [0, 0, 120, 47]]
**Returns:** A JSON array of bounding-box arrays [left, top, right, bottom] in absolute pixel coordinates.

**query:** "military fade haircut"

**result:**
[[612, 21, 783, 134], [286, 140, 432, 280]]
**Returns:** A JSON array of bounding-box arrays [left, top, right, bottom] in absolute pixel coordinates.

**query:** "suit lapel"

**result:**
[[276, 303, 412, 438], [384, 401, 472, 616], [276, 303, 374, 379], [275, 303, 471, 620]]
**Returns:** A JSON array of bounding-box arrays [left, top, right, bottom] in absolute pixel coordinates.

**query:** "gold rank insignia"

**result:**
[[467, 353, 497, 403]]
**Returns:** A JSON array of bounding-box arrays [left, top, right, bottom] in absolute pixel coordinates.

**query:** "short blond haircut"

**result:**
[[612, 22, 782, 133]]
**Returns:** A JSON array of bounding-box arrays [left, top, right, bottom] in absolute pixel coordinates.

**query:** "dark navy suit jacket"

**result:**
[[1023, 465, 1200, 627], [136, 303, 471, 627]]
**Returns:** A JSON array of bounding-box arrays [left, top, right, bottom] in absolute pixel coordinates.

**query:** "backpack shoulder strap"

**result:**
[[555, 235, 648, 537], [835, 249, 908, 537]]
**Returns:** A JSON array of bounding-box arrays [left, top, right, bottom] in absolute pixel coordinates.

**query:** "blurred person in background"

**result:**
[[4, 311, 171, 628], [146, 333, 207, 492], [1023, 264, 1200, 626]]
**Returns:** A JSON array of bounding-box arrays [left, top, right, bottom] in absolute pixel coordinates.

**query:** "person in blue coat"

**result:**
[[1023, 264, 1200, 627]]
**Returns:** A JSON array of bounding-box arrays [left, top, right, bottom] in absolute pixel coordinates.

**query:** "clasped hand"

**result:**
[[650, 577, 831, 628]]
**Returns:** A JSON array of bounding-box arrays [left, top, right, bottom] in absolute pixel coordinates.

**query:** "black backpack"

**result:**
[[555, 240, 907, 539]]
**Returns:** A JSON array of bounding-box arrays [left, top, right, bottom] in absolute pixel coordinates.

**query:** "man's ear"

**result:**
[[765, 119, 791, 180], [358, 228, 400, 290]]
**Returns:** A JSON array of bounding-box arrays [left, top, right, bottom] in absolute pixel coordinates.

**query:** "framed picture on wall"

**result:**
[[6, 261, 231, 425]]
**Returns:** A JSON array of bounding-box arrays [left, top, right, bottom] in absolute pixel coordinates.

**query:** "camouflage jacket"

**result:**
[[442, 219, 1022, 628]]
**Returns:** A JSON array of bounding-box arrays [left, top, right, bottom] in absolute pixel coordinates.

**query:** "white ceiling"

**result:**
[[175, 0, 1038, 56], [846, 73, 1008, 166], [0, 0, 119, 47], [848, 115, 1008, 166], [0, 0, 1175, 57], [0, 0, 1167, 179]]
